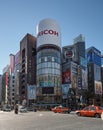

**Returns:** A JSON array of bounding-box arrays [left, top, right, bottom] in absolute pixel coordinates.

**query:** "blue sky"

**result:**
[[0, 0, 103, 74]]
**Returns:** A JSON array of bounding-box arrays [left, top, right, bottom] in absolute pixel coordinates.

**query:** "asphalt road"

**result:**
[[0, 110, 103, 130]]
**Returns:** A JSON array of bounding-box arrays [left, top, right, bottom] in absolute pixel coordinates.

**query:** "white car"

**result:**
[[3, 106, 11, 112], [19, 107, 27, 113]]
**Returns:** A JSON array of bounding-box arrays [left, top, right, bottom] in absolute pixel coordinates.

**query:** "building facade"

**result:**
[[87, 47, 102, 105], [2, 65, 10, 104], [9, 54, 15, 105], [20, 33, 36, 105], [14, 51, 20, 104], [36, 19, 62, 105], [62, 34, 88, 109]]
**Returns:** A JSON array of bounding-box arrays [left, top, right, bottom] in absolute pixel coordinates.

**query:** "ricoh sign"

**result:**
[[37, 29, 59, 37], [37, 19, 61, 48]]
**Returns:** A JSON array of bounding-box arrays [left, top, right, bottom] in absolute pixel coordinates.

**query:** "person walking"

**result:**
[[14, 104, 18, 114]]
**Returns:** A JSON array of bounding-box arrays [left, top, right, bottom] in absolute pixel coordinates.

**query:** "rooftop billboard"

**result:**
[[87, 47, 101, 66], [37, 18, 61, 48]]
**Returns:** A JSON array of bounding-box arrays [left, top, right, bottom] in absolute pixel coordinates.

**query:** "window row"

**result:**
[[37, 68, 61, 75], [36, 75, 61, 87], [37, 62, 61, 70], [37, 56, 61, 64], [37, 49, 61, 58]]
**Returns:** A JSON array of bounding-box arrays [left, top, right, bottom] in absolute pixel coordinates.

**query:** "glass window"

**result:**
[[37, 64, 40, 70], [51, 68, 55, 74], [47, 56, 52, 62], [56, 69, 60, 75], [52, 57, 55, 61], [48, 62, 52, 68], [38, 58, 41, 63], [83, 107, 89, 110], [45, 57, 47, 61], [44, 68, 48, 74], [52, 62, 54, 68], [90, 107, 96, 111], [41, 63, 47, 68], [54, 63, 60, 69], [41, 57, 45, 62], [41, 69, 45, 74], [48, 68, 52, 74]]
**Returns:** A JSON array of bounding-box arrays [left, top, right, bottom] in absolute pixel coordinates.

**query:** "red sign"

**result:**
[[62, 71, 71, 84], [37, 29, 59, 37]]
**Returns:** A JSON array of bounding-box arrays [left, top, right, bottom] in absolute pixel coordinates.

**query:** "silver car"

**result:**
[[19, 107, 27, 113]]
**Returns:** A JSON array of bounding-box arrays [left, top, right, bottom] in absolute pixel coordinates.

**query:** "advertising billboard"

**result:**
[[62, 62, 71, 72], [62, 71, 71, 84], [80, 56, 87, 67], [71, 62, 78, 88], [10, 54, 15, 74], [6, 72, 9, 86], [37, 18, 61, 48], [28, 85, 36, 100], [62, 84, 70, 99], [87, 47, 101, 66], [94, 64, 101, 81], [15, 51, 20, 67], [82, 69, 88, 90], [71, 61, 78, 74], [94, 81, 102, 95], [71, 73, 78, 88]]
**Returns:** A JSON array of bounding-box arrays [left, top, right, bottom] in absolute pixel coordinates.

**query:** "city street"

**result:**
[[0, 111, 103, 130]]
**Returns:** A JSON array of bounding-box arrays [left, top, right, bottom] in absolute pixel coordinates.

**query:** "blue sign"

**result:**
[[28, 85, 36, 99], [87, 49, 101, 66]]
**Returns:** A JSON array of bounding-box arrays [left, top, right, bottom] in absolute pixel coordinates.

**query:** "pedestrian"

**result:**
[[14, 104, 18, 114]]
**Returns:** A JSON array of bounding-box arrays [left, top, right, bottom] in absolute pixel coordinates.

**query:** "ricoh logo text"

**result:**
[[37, 29, 59, 37]]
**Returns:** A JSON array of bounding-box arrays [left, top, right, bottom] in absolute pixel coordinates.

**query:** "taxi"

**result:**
[[51, 105, 71, 114], [76, 105, 103, 118]]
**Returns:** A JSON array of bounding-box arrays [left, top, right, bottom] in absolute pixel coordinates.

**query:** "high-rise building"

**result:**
[[14, 51, 20, 104], [9, 54, 15, 105], [9, 54, 15, 74], [36, 19, 62, 105], [20, 33, 36, 105], [62, 34, 87, 108], [87, 46, 102, 105], [2, 65, 10, 104]]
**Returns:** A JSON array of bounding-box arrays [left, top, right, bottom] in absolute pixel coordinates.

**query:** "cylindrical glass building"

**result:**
[[36, 19, 62, 104]]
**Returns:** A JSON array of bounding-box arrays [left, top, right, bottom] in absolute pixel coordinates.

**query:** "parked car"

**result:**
[[3, 106, 11, 112], [76, 105, 103, 118], [51, 105, 71, 113], [19, 107, 27, 113], [27, 107, 37, 112]]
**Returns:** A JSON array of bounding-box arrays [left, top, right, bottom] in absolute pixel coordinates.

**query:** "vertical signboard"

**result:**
[[94, 64, 101, 81], [94, 81, 102, 95], [28, 85, 36, 100], [15, 51, 20, 67], [71, 62, 78, 88], [62, 84, 70, 99], [82, 69, 88, 90], [62, 71, 71, 84]]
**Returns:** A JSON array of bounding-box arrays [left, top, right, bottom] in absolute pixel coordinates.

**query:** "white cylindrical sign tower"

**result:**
[[37, 18, 61, 48]]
